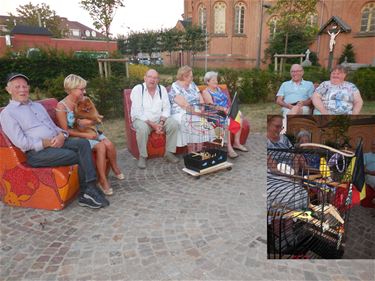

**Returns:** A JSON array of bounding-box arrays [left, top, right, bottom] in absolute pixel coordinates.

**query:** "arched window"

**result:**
[[360, 3, 375, 32], [214, 2, 226, 34], [234, 2, 245, 34], [198, 5, 207, 32], [269, 17, 278, 39]]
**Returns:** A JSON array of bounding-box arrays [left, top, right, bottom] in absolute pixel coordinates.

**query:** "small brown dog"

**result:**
[[74, 96, 103, 133]]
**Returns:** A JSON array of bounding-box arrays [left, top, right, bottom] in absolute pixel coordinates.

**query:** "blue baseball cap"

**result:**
[[6, 73, 29, 83]]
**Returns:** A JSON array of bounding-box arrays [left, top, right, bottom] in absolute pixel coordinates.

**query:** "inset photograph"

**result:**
[[267, 114, 375, 259]]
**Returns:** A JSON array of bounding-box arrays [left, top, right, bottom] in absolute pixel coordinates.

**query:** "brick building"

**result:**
[[174, 0, 375, 69], [0, 16, 117, 57]]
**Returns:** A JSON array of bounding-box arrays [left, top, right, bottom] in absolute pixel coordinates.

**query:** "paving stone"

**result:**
[[1, 135, 374, 281]]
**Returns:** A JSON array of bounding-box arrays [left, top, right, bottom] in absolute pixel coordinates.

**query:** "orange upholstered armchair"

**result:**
[[0, 98, 80, 210]]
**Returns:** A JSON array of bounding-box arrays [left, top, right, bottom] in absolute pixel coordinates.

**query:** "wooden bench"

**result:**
[[0, 98, 80, 210], [123, 84, 250, 159]]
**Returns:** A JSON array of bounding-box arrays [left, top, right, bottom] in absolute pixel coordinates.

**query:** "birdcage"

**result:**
[[267, 143, 356, 259], [182, 103, 228, 172]]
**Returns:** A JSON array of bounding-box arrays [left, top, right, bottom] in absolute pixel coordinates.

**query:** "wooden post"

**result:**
[[98, 61, 103, 78], [104, 61, 108, 78], [274, 55, 278, 72], [125, 61, 129, 78], [328, 51, 334, 71], [108, 61, 111, 77]]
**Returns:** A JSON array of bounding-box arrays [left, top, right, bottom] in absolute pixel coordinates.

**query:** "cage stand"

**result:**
[[182, 161, 233, 179]]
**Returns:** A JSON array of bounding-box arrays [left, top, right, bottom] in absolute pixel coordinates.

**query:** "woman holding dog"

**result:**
[[56, 74, 124, 196], [201, 71, 248, 158]]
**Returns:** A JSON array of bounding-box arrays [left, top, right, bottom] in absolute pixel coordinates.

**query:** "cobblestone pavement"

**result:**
[[1, 133, 374, 281]]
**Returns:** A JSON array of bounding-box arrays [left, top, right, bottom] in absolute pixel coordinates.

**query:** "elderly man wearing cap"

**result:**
[[0, 73, 110, 209]]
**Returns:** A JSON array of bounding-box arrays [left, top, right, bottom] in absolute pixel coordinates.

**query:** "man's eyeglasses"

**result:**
[[77, 88, 86, 91], [272, 124, 284, 129]]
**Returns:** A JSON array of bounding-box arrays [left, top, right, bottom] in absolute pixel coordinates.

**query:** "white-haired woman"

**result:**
[[56, 74, 124, 196], [295, 130, 320, 169], [201, 71, 248, 158]]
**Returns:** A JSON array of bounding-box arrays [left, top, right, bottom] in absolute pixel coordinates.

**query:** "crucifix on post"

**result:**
[[327, 25, 341, 70], [318, 16, 351, 70]]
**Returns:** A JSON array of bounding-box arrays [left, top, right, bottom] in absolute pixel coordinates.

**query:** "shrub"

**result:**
[[218, 68, 241, 98], [239, 70, 278, 103], [128, 64, 149, 80], [86, 76, 142, 119], [349, 67, 375, 101], [43, 75, 67, 101], [303, 66, 330, 83], [339, 44, 356, 63]]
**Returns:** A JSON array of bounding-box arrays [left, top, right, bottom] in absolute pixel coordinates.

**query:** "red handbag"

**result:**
[[148, 131, 165, 148], [146, 131, 166, 158]]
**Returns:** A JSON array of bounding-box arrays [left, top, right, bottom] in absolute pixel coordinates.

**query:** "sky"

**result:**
[[0, 0, 184, 36]]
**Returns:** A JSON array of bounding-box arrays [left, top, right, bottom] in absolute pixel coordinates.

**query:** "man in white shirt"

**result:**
[[130, 69, 179, 168]]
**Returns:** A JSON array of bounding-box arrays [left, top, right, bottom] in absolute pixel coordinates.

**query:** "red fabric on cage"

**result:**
[[360, 185, 375, 208], [334, 184, 361, 210]]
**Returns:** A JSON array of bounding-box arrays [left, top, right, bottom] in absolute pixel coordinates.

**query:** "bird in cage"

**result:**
[[319, 157, 331, 178]]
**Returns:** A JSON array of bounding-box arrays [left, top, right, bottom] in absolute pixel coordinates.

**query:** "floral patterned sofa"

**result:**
[[0, 98, 80, 210]]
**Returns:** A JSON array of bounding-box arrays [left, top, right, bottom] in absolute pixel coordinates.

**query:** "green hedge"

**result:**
[[239, 70, 280, 103], [348, 67, 375, 101], [2, 55, 374, 111]]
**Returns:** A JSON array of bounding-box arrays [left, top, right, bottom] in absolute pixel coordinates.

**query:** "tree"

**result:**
[[267, 0, 318, 55], [265, 29, 318, 65], [80, 0, 125, 39], [339, 44, 356, 64], [182, 25, 206, 67], [119, 31, 142, 58], [138, 30, 161, 60], [7, 2, 66, 38], [159, 28, 183, 64]]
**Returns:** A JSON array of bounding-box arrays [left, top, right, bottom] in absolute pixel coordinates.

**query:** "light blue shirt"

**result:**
[[0, 100, 65, 152], [276, 79, 314, 104], [364, 152, 375, 188]]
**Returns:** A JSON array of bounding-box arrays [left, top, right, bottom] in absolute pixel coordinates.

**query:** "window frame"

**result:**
[[213, 1, 227, 35], [198, 4, 207, 32], [359, 3, 375, 33], [234, 2, 246, 35]]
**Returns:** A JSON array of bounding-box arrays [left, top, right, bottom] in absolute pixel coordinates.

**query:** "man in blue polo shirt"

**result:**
[[276, 64, 314, 116]]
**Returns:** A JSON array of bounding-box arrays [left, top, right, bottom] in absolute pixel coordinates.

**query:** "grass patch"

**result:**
[[104, 101, 375, 148], [101, 119, 127, 150]]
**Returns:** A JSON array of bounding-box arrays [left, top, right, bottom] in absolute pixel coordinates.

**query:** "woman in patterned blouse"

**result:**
[[169, 66, 214, 149], [312, 65, 363, 115]]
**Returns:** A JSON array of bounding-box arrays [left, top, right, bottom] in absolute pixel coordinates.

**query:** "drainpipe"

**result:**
[[316, 0, 325, 57]]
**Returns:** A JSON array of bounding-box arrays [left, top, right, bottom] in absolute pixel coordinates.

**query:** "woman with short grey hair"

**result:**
[[296, 130, 311, 144], [202, 71, 248, 158], [203, 71, 218, 85]]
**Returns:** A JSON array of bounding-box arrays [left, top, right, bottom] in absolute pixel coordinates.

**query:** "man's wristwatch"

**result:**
[[61, 131, 69, 139]]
